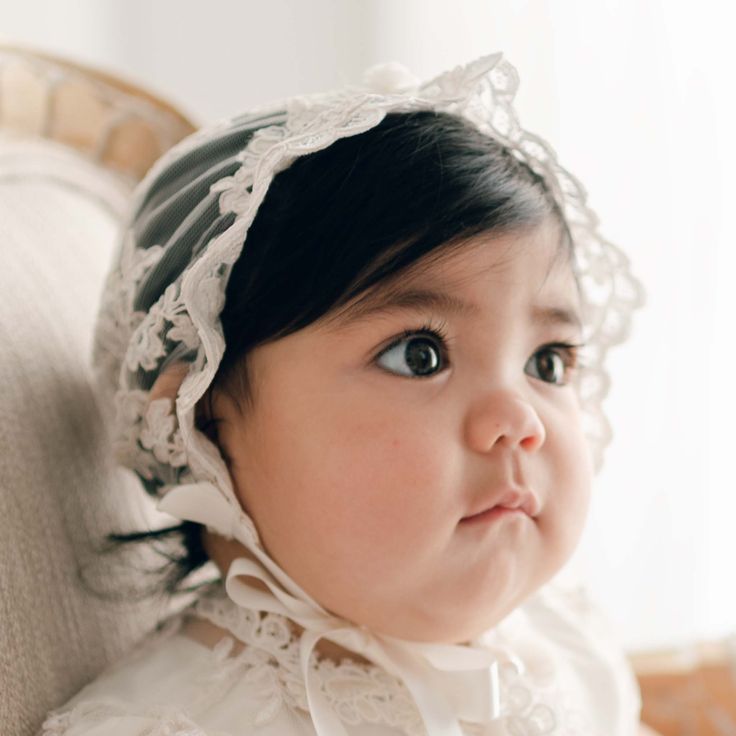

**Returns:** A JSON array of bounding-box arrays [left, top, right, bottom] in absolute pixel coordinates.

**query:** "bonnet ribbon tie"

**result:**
[[224, 556, 505, 736], [159, 482, 509, 736]]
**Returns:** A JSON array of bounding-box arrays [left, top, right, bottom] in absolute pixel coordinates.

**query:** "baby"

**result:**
[[42, 55, 654, 736]]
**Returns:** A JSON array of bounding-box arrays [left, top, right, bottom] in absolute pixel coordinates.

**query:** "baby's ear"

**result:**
[[148, 361, 191, 403], [148, 362, 226, 460]]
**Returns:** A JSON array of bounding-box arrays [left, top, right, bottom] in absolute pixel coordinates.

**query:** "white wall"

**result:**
[[543, 1, 735, 652], [2, 0, 733, 653]]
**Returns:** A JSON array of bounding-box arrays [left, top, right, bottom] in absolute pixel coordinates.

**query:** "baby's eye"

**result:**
[[525, 344, 579, 386], [375, 325, 449, 379]]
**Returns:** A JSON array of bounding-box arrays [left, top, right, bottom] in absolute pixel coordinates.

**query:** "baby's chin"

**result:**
[[440, 567, 559, 642], [364, 593, 526, 645]]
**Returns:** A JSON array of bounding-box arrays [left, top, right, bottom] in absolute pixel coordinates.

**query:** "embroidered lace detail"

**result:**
[[139, 398, 188, 468], [107, 388, 191, 488], [93, 240, 164, 406], [495, 658, 597, 736], [181, 584, 594, 736], [187, 585, 428, 735]]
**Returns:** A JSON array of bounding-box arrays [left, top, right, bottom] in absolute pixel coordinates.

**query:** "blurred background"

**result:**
[[1, 0, 732, 655]]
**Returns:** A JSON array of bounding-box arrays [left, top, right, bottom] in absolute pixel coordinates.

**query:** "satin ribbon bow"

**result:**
[[159, 481, 511, 736]]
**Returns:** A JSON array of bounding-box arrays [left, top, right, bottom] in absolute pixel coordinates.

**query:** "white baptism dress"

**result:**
[[40, 576, 642, 736]]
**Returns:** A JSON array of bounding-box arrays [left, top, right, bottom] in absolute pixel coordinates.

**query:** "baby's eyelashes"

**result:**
[[374, 320, 451, 378], [374, 323, 584, 387]]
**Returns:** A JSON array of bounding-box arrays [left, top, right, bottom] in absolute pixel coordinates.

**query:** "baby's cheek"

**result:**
[[321, 426, 446, 557], [546, 433, 593, 557]]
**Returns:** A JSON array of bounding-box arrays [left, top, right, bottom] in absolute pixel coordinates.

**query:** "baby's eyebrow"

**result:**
[[530, 304, 583, 332], [324, 286, 583, 332]]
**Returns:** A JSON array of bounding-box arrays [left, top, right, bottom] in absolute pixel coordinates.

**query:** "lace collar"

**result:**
[[42, 582, 614, 736], [183, 581, 586, 736], [188, 582, 429, 735]]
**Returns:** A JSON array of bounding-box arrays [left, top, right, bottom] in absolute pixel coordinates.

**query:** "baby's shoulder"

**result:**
[[39, 698, 229, 736], [38, 616, 214, 735], [38, 610, 322, 736]]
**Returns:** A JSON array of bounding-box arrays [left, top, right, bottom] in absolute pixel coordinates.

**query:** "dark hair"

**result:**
[[88, 110, 570, 603]]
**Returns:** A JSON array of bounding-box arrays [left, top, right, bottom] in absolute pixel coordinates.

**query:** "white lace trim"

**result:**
[[188, 584, 428, 735], [181, 583, 596, 735]]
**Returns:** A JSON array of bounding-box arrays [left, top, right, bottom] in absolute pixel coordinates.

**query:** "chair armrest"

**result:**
[[0, 44, 197, 181], [630, 640, 736, 735]]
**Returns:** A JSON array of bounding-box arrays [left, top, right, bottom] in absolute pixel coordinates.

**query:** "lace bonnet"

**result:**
[[91, 54, 645, 736]]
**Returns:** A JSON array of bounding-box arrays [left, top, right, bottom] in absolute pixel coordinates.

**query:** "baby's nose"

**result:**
[[464, 391, 546, 454]]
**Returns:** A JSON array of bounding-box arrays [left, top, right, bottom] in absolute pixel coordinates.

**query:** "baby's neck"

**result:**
[[195, 529, 374, 666]]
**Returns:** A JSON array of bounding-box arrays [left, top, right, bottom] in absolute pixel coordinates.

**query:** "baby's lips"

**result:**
[[464, 485, 540, 520], [507, 490, 541, 518]]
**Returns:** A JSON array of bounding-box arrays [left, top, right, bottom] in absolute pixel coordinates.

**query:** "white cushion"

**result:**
[[0, 136, 175, 736]]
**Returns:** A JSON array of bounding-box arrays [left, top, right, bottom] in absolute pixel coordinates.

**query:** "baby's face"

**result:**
[[211, 220, 593, 643]]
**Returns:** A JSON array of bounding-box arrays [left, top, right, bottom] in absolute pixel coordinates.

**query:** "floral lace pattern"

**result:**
[[187, 585, 428, 735], [180, 583, 597, 735]]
